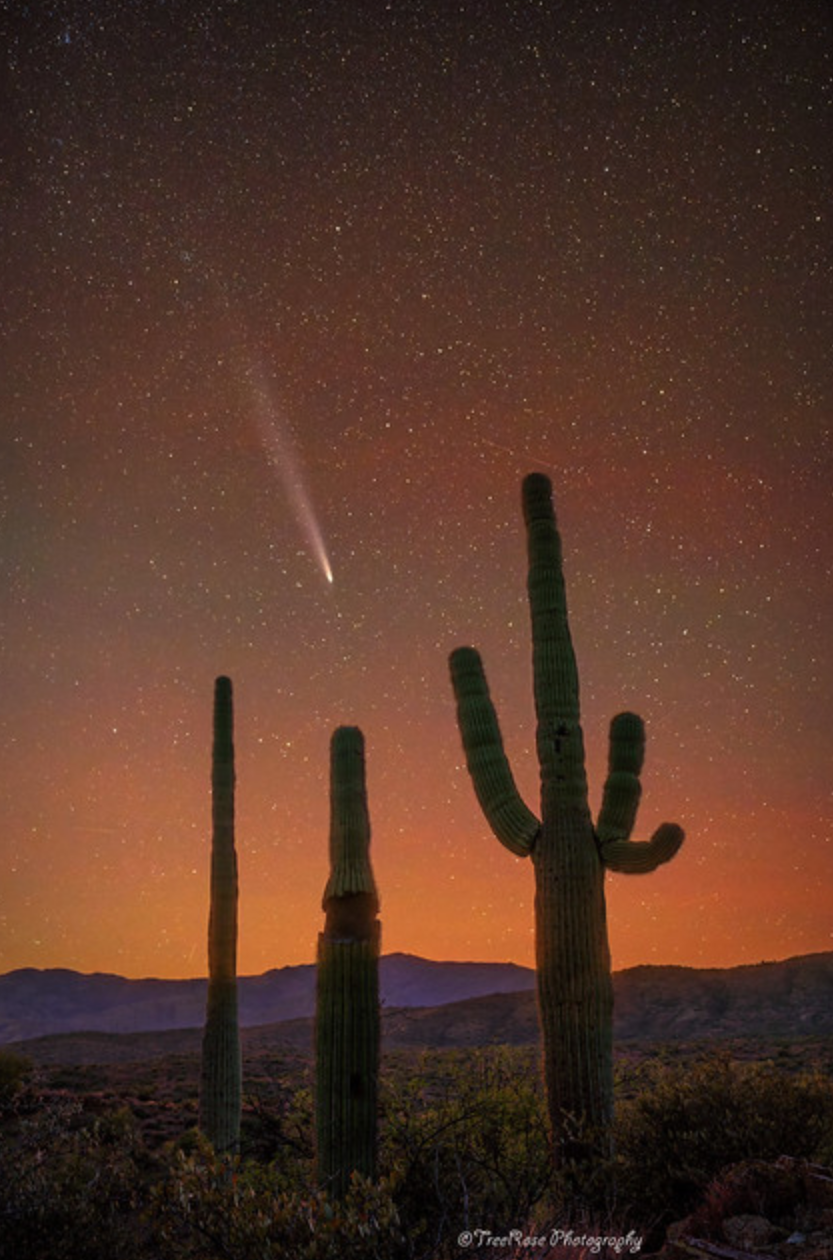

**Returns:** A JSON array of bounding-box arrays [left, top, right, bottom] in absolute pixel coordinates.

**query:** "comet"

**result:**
[[180, 258, 334, 585], [247, 361, 333, 585]]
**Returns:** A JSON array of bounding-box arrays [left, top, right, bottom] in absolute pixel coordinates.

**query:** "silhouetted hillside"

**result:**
[[5, 952, 833, 1063], [382, 951, 833, 1047], [614, 951, 833, 1039], [0, 953, 534, 1042]]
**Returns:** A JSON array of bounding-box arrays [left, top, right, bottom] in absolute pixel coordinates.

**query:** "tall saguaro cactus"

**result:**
[[315, 726, 381, 1197], [449, 474, 684, 1165], [199, 675, 242, 1155]]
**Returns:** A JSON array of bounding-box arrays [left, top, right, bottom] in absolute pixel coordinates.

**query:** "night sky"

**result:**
[[3, 0, 831, 980]]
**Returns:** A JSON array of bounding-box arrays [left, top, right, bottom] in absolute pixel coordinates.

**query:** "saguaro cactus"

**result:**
[[315, 726, 380, 1197], [449, 474, 683, 1165], [199, 674, 242, 1155]]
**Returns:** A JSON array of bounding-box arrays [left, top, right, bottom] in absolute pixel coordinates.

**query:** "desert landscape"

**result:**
[[3, 951, 833, 1258]]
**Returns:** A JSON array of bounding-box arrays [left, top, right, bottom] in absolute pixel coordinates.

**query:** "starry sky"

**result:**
[[2, 0, 831, 980]]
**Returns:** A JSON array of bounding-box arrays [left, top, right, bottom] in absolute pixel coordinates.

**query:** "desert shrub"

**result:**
[[149, 1145, 402, 1260], [0, 1050, 32, 1108], [242, 1080, 315, 1189], [691, 1156, 810, 1240], [615, 1052, 833, 1223], [379, 1048, 551, 1258], [147, 1049, 551, 1260], [816, 1125, 833, 1168], [0, 1091, 153, 1260]]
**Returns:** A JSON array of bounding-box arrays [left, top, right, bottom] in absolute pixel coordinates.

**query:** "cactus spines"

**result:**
[[315, 726, 380, 1197], [449, 474, 683, 1166], [199, 675, 242, 1156]]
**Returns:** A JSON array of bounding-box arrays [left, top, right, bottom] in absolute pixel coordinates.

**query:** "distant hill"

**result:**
[[613, 951, 833, 1040], [3, 952, 833, 1059], [0, 952, 534, 1043], [379, 951, 833, 1048]]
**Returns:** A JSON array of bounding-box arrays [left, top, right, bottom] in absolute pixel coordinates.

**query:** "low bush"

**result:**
[[0, 1049, 32, 1108], [0, 1092, 154, 1260], [151, 1145, 402, 1260], [614, 1052, 833, 1223], [379, 1048, 551, 1257]]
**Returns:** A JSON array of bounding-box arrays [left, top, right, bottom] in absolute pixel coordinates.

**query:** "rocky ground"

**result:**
[[656, 1157, 833, 1260]]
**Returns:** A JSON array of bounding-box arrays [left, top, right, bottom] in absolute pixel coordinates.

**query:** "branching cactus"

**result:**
[[315, 726, 381, 1197], [449, 474, 683, 1165], [199, 675, 242, 1155]]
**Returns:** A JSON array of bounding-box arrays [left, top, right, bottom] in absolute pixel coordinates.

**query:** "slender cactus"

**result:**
[[449, 475, 683, 1167], [315, 726, 380, 1197], [199, 675, 242, 1155]]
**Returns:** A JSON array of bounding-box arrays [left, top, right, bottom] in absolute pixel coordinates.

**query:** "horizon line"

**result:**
[[2, 946, 830, 985]]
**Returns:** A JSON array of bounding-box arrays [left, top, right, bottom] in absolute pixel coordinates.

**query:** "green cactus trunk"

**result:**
[[527, 473, 614, 1154], [533, 810, 613, 1157], [315, 726, 380, 1197], [450, 474, 684, 1170], [199, 675, 242, 1156]]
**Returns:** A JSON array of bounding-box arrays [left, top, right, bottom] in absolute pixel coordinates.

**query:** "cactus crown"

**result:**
[[323, 726, 380, 912]]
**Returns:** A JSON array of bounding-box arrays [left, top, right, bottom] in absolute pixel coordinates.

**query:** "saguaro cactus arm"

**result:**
[[597, 711, 684, 872], [449, 646, 540, 857], [600, 822, 685, 873], [596, 712, 645, 844]]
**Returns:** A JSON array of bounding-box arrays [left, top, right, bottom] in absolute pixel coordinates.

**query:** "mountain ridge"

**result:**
[[0, 951, 535, 1043], [2, 950, 832, 1047]]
